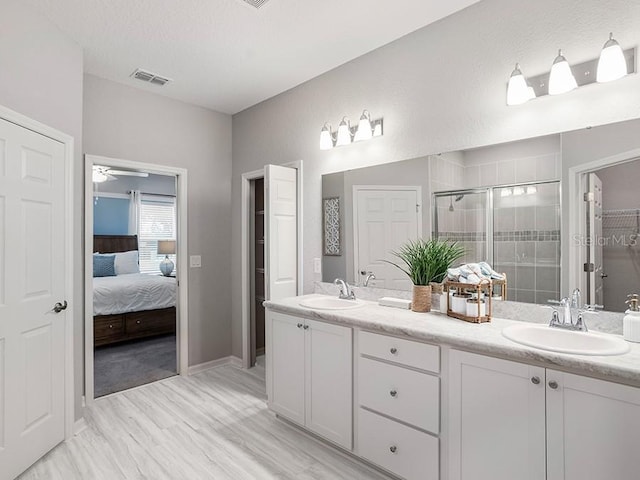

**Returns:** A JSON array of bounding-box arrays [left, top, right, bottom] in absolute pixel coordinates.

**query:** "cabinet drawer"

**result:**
[[126, 310, 175, 335], [358, 408, 438, 480], [359, 331, 439, 373], [94, 315, 124, 340], [359, 356, 439, 433]]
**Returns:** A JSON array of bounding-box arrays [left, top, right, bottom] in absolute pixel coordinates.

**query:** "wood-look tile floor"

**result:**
[[19, 363, 389, 480]]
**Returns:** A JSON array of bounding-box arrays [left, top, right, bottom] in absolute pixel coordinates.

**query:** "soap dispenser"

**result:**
[[623, 294, 640, 343]]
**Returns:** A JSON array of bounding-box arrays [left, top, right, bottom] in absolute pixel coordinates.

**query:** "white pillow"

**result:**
[[114, 250, 139, 275]]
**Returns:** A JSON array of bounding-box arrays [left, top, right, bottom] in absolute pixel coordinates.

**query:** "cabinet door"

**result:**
[[449, 350, 546, 480], [267, 311, 305, 425], [546, 370, 640, 480], [305, 319, 353, 449]]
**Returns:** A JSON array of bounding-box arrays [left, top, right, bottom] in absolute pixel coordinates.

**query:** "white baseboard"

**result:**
[[73, 418, 88, 436], [188, 355, 244, 375]]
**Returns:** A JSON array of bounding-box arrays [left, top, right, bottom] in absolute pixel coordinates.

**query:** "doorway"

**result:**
[[241, 162, 302, 370], [84, 155, 189, 403], [583, 159, 640, 311], [250, 177, 265, 367]]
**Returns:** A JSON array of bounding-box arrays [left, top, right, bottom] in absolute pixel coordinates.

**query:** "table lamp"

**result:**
[[157, 240, 176, 276]]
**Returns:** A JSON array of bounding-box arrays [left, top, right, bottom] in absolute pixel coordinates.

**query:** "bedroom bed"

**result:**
[[93, 235, 176, 347]]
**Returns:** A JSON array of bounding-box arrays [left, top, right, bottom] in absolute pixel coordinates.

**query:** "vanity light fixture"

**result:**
[[548, 50, 578, 95], [335, 117, 352, 147], [597, 33, 628, 82], [319, 110, 384, 150], [507, 64, 536, 106], [319, 123, 333, 150], [506, 34, 635, 106]]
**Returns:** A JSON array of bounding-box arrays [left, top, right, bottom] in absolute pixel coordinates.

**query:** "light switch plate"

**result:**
[[313, 257, 322, 274], [190, 255, 202, 268]]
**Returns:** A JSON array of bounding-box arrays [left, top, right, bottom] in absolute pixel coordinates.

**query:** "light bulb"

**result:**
[[597, 33, 627, 83], [513, 186, 525, 196], [319, 124, 333, 150], [92, 168, 108, 183], [500, 188, 512, 197], [354, 110, 373, 142], [526, 186, 537, 195], [336, 117, 352, 147], [548, 50, 577, 95], [507, 64, 533, 106]]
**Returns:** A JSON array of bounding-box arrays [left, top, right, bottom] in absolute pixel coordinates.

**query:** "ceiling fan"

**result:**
[[92, 165, 149, 183]]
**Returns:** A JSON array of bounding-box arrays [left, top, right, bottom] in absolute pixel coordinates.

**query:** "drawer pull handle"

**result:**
[[136, 320, 141, 324], [109, 325, 113, 329], [389, 389, 398, 398], [389, 445, 397, 454], [548, 380, 559, 390], [303, 325, 309, 330], [531, 376, 540, 385], [390, 347, 398, 355], [297, 323, 303, 329]]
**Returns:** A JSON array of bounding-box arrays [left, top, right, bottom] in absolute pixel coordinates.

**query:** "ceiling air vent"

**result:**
[[238, 0, 271, 9], [131, 69, 172, 87]]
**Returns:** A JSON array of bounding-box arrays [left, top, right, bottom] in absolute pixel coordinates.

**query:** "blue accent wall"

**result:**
[[94, 197, 130, 235]]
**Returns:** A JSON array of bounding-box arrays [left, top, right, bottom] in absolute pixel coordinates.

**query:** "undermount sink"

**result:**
[[502, 323, 630, 356], [298, 296, 365, 310]]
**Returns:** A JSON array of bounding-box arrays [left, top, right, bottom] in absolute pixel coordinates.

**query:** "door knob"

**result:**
[[52, 300, 67, 313], [390, 347, 398, 355]]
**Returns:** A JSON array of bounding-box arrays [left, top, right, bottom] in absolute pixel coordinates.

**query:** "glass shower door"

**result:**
[[433, 189, 489, 265]]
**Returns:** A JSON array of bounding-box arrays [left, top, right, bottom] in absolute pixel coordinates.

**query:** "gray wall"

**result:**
[[231, 0, 640, 357], [0, 1, 85, 419], [83, 75, 233, 368]]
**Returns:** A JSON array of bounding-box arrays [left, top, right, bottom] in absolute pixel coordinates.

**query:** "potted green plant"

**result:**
[[386, 239, 465, 312]]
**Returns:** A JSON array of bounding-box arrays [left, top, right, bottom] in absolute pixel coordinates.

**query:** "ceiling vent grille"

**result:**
[[238, 0, 271, 9], [131, 69, 172, 86]]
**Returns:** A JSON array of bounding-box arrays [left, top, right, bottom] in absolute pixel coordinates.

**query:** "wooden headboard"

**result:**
[[94, 235, 138, 254]]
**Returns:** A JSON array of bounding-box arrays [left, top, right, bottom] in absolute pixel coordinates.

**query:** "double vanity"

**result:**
[[264, 294, 640, 480]]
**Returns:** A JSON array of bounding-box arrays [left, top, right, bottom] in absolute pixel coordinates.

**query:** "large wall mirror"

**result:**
[[322, 118, 640, 314]]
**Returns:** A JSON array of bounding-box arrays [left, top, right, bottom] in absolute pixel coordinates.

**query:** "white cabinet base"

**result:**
[[358, 408, 439, 480]]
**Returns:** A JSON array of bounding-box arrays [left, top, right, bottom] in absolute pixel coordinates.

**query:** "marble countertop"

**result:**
[[264, 294, 640, 387]]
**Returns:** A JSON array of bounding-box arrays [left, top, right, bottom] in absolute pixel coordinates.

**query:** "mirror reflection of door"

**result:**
[[353, 187, 421, 290], [586, 160, 640, 312]]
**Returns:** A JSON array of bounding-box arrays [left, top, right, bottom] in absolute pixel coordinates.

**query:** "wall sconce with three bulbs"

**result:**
[[507, 32, 635, 106], [319, 110, 383, 150]]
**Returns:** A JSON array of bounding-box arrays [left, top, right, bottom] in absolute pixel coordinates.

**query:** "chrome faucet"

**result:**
[[548, 288, 594, 332], [361, 270, 376, 287], [334, 278, 356, 300]]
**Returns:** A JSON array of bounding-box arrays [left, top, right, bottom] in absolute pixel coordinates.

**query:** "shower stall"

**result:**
[[433, 180, 561, 304]]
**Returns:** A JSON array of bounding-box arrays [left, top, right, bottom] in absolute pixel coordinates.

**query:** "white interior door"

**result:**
[[265, 165, 297, 300], [587, 173, 604, 306], [0, 118, 67, 479], [354, 188, 421, 289]]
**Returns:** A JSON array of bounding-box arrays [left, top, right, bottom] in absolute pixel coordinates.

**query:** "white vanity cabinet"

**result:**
[[266, 311, 353, 450], [356, 331, 441, 480], [449, 349, 640, 480]]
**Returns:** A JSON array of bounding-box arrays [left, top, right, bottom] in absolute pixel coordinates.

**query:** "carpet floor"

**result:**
[[94, 334, 177, 397]]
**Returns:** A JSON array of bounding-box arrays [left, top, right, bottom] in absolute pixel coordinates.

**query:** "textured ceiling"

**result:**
[[25, 0, 480, 114]]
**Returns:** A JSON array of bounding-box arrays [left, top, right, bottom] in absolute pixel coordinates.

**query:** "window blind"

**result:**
[[138, 195, 176, 274]]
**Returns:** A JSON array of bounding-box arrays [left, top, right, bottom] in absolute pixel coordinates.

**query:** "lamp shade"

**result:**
[[335, 117, 352, 147], [157, 240, 176, 255], [597, 33, 627, 83], [354, 110, 373, 142], [548, 50, 577, 95], [507, 64, 534, 106], [319, 124, 333, 150]]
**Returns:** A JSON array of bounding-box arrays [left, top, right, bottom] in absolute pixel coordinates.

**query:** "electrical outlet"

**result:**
[[314, 257, 322, 274], [190, 255, 202, 268]]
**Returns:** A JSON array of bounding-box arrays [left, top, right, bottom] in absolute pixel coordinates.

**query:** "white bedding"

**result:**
[[93, 273, 177, 316]]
